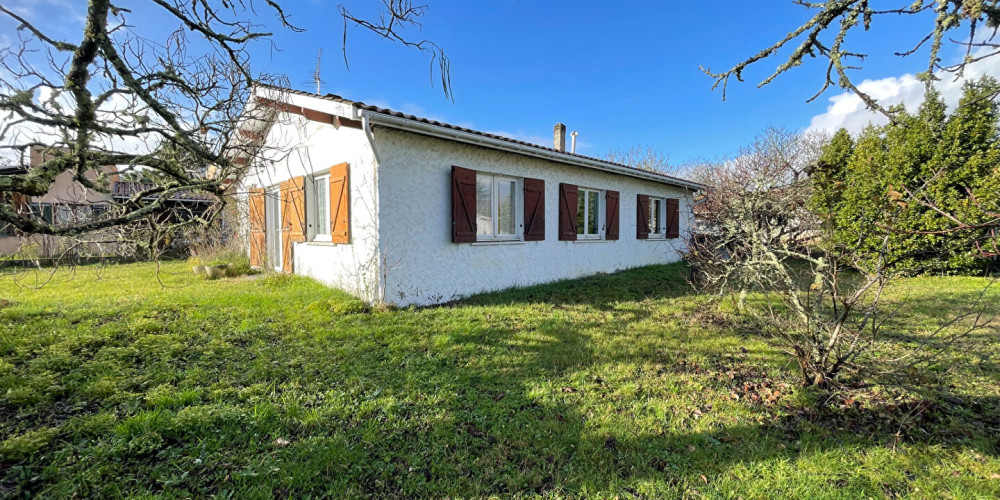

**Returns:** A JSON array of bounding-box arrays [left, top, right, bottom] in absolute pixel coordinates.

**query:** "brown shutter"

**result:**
[[451, 165, 477, 243], [558, 183, 578, 241], [636, 194, 650, 240], [605, 190, 619, 240], [666, 198, 680, 239], [329, 163, 350, 244], [280, 176, 306, 272], [248, 188, 266, 267], [523, 177, 545, 241], [11, 193, 29, 216]]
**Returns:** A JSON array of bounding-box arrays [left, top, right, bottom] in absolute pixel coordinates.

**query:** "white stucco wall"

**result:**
[[246, 101, 381, 302], [374, 128, 694, 306]]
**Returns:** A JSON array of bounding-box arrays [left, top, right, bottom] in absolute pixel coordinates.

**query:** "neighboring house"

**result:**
[[0, 146, 118, 257], [0, 148, 217, 258], [236, 85, 704, 306], [111, 181, 217, 218]]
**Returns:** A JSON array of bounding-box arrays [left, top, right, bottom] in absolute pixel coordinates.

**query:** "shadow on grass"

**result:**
[[459, 263, 696, 309], [296, 267, 1000, 496], [3, 262, 999, 497], [277, 308, 1000, 497]]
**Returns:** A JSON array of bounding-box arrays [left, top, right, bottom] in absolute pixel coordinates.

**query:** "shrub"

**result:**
[[223, 258, 254, 278], [307, 297, 369, 315], [813, 79, 1000, 274], [329, 298, 369, 315]]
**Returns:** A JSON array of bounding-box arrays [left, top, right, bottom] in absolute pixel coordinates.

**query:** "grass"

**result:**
[[0, 261, 997, 498]]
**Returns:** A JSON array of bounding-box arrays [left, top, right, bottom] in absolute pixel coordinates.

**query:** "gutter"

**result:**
[[361, 113, 385, 305], [359, 110, 705, 191]]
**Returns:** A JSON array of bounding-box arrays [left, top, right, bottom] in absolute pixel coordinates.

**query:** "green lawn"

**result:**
[[0, 262, 997, 498]]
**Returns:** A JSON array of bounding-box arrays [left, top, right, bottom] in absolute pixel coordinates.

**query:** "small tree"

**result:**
[[808, 127, 853, 226], [603, 145, 675, 175], [688, 126, 994, 388], [813, 79, 1000, 273]]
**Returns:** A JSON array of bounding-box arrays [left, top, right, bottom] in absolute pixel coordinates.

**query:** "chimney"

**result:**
[[553, 123, 566, 152], [29, 145, 44, 167]]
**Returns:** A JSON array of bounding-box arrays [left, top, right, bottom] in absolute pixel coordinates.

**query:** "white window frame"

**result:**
[[577, 187, 605, 240], [476, 172, 522, 242], [308, 173, 332, 242], [648, 197, 667, 239], [266, 185, 282, 271]]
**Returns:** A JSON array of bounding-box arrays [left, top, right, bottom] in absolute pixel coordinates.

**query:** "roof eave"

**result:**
[[361, 110, 704, 191]]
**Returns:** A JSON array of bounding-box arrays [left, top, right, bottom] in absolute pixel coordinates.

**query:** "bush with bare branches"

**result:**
[[687, 126, 995, 388]]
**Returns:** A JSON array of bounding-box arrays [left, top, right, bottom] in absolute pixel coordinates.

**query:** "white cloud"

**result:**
[[806, 48, 1000, 135], [1, 0, 85, 27]]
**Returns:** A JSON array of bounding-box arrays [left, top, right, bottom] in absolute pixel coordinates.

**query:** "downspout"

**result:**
[[361, 111, 384, 305]]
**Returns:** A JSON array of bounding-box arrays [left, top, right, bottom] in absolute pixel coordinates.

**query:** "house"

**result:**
[[235, 85, 703, 306], [0, 146, 118, 258], [0, 147, 218, 258]]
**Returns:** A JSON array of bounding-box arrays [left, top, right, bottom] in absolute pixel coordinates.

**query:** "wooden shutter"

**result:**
[[558, 183, 578, 241], [280, 176, 306, 272], [523, 177, 545, 241], [636, 194, 650, 240], [329, 163, 350, 243], [248, 188, 266, 267], [452, 165, 477, 243], [605, 190, 620, 240], [666, 198, 680, 239], [11, 193, 29, 216]]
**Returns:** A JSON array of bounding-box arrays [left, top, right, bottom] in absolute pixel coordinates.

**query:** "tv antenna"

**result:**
[[312, 48, 323, 94]]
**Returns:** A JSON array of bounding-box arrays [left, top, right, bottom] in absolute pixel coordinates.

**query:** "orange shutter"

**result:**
[[329, 163, 350, 244], [248, 188, 266, 267], [280, 176, 306, 272]]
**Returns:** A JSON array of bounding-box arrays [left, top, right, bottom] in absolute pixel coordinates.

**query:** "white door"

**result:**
[[265, 187, 282, 271]]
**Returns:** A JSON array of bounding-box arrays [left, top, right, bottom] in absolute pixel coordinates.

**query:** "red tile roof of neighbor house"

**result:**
[[257, 84, 704, 190]]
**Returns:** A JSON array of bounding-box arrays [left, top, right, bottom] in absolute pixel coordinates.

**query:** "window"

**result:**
[[476, 173, 520, 240], [309, 174, 331, 241], [649, 197, 665, 238], [576, 187, 603, 239], [29, 203, 54, 225], [55, 204, 93, 224]]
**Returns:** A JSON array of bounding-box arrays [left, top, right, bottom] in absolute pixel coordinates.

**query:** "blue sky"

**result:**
[[4, 0, 998, 165]]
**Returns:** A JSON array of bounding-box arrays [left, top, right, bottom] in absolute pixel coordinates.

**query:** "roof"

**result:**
[[0, 165, 28, 176], [256, 84, 704, 190], [112, 182, 217, 203]]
